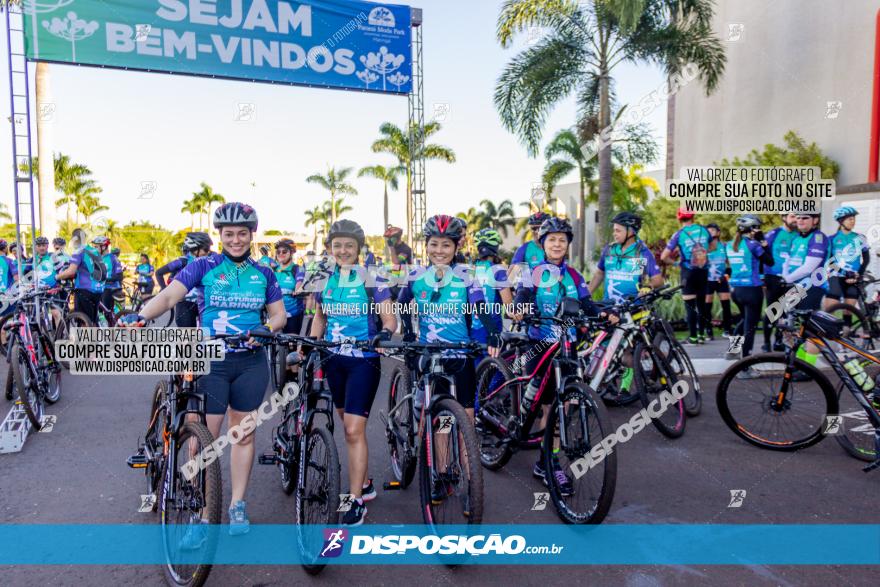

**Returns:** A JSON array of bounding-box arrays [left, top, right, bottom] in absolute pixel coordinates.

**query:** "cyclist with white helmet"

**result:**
[[155, 232, 213, 327], [824, 206, 871, 316], [128, 202, 286, 539], [310, 219, 397, 526]]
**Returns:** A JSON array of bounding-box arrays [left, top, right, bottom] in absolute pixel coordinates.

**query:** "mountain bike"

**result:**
[[475, 299, 616, 524], [825, 271, 880, 350], [380, 339, 485, 528], [126, 336, 238, 587], [3, 287, 63, 426], [257, 332, 341, 576], [716, 310, 880, 470]]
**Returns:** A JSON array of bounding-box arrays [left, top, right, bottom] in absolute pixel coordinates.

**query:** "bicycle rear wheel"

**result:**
[[12, 342, 43, 429], [633, 341, 686, 438], [716, 353, 837, 451], [296, 425, 340, 575], [160, 422, 221, 587], [56, 312, 93, 369], [474, 357, 515, 470], [543, 383, 616, 524], [653, 332, 702, 417], [419, 397, 483, 526], [834, 379, 879, 462], [826, 303, 876, 351], [387, 365, 417, 487]]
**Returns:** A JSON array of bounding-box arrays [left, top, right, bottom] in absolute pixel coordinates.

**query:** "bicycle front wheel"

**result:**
[[716, 353, 837, 451], [634, 341, 686, 438], [653, 332, 702, 417], [12, 342, 43, 429], [834, 378, 879, 462], [543, 383, 616, 524], [387, 365, 417, 487], [160, 422, 221, 587], [474, 357, 515, 470], [826, 303, 876, 351], [296, 425, 340, 575], [419, 397, 484, 526]]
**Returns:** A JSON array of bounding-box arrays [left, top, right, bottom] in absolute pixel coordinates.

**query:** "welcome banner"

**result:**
[[22, 0, 413, 94]]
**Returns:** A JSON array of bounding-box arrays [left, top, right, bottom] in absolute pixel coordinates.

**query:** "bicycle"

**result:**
[[380, 339, 485, 528], [257, 332, 341, 576], [716, 310, 880, 470], [125, 279, 177, 328], [475, 302, 616, 523], [2, 286, 63, 427], [126, 335, 239, 587], [824, 271, 880, 350]]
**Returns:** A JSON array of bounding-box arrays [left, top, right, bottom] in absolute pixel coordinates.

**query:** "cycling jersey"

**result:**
[[706, 241, 728, 282], [315, 266, 390, 358], [103, 253, 123, 289], [158, 255, 200, 302], [136, 263, 154, 284], [173, 252, 282, 337], [363, 251, 376, 267], [829, 230, 869, 273], [783, 230, 829, 289], [597, 239, 660, 302], [52, 251, 71, 271], [0, 256, 18, 292], [515, 261, 596, 340], [665, 224, 710, 270], [70, 245, 105, 293], [398, 264, 486, 347], [763, 226, 796, 276], [511, 240, 545, 270], [472, 260, 507, 338], [726, 239, 765, 287], [275, 262, 304, 318], [30, 253, 57, 288], [257, 255, 278, 270]]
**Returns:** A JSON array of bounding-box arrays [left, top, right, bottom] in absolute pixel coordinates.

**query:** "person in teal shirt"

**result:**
[[471, 228, 513, 361], [824, 206, 871, 318], [257, 245, 278, 270], [136, 254, 155, 296], [273, 238, 304, 334], [704, 223, 733, 338], [510, 211, 551, 284], [760, 213, 798, 351]]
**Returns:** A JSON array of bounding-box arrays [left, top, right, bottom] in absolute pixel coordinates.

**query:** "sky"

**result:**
[[0, 0, 667, 237]]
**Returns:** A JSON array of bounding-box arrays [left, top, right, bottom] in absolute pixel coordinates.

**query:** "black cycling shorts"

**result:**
[[198, 348, 269, 415], [325, 353, 382, 418], [825, 276, 860, 301], [795, 286, 825, 312], [681, 267, 709, 297], [706, 279, 730, 295], [431, 357, 478, 410]]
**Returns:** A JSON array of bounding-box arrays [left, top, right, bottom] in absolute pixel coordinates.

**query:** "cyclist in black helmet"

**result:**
[[155, 232, 213, 327]]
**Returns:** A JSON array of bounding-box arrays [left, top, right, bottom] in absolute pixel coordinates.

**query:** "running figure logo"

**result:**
[[437, 415, 454, 434], [728, 489, 747, 508], [320, 529, 348, 558], [531, 492, 549, 511]]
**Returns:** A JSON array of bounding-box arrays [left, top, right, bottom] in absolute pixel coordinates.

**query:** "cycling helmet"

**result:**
[[833, 205, 858, 222], [537, 217, 574, 244], [794, 205, 820, 218], [676, 208, 695, 221], [35, 236, 49, 246], [527, 211, 551, 228], [0, 239, 7, 250], [52, 237, 66, 247], [259, 245, 271, 256], [735, 214, 762, 233], [611, 211, 642, 233], [92, 236, 110, 246], [384, 225, 404, 239], [213, 202, 258, 231], [275, 238, 295, 251], [706, 222, 721, 232], [111, 247, 121, 256], [183, 232, 213, 252], [423, 214, 466, 243], [474, 228, 503, 248], [328, 219, 366, 249]]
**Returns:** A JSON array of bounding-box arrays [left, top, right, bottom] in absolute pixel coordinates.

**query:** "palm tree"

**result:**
[[495, 0, 725, 249], [479, 198, 516, 237], [304, 206, 323, 251], [358, 164, 404, 230], [33, 154, 92, 227], [612, 164, 659, 212], [320, 198, 354, 232], [456, 207, 490, 251], [306, 167, 357, 225], [72, 182, 102, 225], [180, 198, 201, 230], [78, 192, 108, 223], [0, 202, 11, 222], [542, 129, 596, 265], [371, 122, 456, 245], [191, 182, 224, 230]]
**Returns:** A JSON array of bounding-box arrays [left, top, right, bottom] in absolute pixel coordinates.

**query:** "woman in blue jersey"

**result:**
[[310, 219, 397, 526], [726, 215, 774, 376], [509, 211, 551, 287], [514, 217, 599, 495], [661, 209, 711, 344], [704, 223, 733, 339], [590, 212, 663, 302], [272, 238, 304, 335], [824, 206, 871, 321], [131, 202, 287, 538], [471, 228, 513, 360], [136, 254, 155, 296]]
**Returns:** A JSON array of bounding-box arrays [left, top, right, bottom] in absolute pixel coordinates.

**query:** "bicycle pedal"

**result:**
[[126, 453, 149, 469], [258, 453, 278, 466], [382, 481, 402, 491]]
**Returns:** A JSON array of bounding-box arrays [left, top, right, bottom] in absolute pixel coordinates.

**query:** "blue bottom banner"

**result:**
[[1, 524, 878, 565]]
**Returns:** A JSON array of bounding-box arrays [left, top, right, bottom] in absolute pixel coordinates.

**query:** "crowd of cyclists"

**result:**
[[3, 199, 878, 535]]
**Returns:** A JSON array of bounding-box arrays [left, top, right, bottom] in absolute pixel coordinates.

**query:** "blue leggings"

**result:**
[[325, 353, 382, 418]]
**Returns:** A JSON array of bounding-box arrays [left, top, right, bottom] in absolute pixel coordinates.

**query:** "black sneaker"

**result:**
[[533, 458, 574, 496], [342, 500, 366, 526], [431, 472, 459, 504], [760, 343, 770, 353], [361, 479, 377, 502]]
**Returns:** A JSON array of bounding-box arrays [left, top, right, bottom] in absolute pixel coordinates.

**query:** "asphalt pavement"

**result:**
[[0, 335, 877, 586]]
